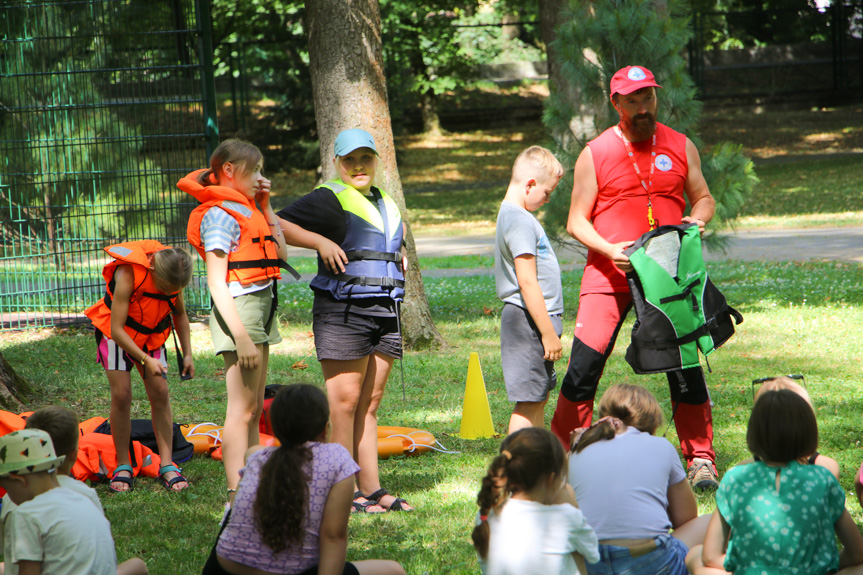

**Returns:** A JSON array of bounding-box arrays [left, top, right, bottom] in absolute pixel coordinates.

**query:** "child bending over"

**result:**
[[84, 240, 194, 492]]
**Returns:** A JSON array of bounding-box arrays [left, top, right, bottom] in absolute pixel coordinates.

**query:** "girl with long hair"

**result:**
[[202, 384, 404, 575]]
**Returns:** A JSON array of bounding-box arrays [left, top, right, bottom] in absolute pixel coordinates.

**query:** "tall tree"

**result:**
[[379, 2, 474, 134], [304, 0, 444, 348], [541, 0, 758, 241]]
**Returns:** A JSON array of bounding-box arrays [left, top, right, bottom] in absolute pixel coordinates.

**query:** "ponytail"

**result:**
[[255, 443, 312, 552], [471, 453, 508, 559], [253, 384, 329, 553], [196, 168, 218, 186], [573, 418, 619, 454]]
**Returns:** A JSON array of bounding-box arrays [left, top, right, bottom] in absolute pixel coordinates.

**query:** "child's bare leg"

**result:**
[[509, 397, 548, 433], [354, 353, 391, 491], [222, 344, 266, 492], [685, 544, 730, 575], [143, 372, 186, 490], [353, 559, 406, 575], [108, 370, 134, 491], [355, 353, 413, 511], [323, 357, 387, 512], [322, 358, 367, 456], [117, 557, 148, 575], [248, 345, 269, 449]]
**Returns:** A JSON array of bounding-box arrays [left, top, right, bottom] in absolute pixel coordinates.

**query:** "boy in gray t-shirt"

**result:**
[[495, 146, 564, 434]]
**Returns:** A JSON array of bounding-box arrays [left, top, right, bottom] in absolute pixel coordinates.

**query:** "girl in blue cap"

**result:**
[[276, 129, 412, 512]]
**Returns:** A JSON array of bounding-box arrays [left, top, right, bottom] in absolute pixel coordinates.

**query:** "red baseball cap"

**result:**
[[610, 66, 662, 97]]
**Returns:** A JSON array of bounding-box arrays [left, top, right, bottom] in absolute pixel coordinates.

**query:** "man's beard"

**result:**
[[627, 113, 657, 141]]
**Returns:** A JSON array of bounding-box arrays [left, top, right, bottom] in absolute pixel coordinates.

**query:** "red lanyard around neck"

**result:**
[[615, 125, 657, 230]]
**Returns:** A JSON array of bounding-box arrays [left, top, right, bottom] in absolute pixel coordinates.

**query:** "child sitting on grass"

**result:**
[[472, 427, 599, 575], [494, 146, 565, 433], [686, 389, 863, 575], [0, 406, 147, 575], [0, 429, 121, 575], [743, 376, 839, 479], [567, 384, 708, 575], [202, 384, 404, 575]]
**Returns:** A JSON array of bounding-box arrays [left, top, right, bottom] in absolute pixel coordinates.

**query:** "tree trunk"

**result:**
[[538, 0, 598, 149], [305, 0, 444, 349], [420, 89, 442, 135], [0, 351, 31, 411]]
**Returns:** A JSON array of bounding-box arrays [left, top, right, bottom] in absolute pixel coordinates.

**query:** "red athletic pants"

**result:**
[[550, 292, 715, 463]]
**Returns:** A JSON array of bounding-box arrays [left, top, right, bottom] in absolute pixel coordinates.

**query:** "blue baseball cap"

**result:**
[[334, 128, 378, 157]]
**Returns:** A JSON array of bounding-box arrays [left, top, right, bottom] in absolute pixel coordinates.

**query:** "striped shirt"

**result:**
[[200, 206, 271, 297]]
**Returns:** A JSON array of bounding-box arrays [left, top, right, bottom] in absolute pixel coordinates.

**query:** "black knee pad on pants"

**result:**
[[561, 337, 607, 402], [666, 366, 709, 404]]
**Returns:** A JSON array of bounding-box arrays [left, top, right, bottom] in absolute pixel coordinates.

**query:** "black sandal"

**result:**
[[365, 488, 413, 512], [351, 491, 385, 513]]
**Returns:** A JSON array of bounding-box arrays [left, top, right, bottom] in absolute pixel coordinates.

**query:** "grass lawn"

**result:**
[[3, 259, 863, 574]]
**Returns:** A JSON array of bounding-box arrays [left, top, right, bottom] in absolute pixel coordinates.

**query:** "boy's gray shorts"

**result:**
[[500, 302, 562, 402]]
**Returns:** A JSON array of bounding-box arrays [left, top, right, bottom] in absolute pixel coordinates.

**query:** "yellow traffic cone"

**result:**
[[459, 352, 495, 439]]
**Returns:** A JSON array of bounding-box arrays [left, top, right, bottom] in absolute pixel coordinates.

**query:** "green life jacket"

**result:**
[[624, 224, 743, 374]]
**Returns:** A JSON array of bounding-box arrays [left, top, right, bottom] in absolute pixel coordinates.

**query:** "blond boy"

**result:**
[[495, 146, 565, 433]]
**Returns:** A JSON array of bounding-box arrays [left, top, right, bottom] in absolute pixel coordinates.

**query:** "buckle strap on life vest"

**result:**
[[142, 291, 176, 301], [658, 278, 702, 307], [345, 249, 402, 263], [332, 273, 406, 289], [103, 292, 172, 335], [227, 258, 302, 281], [637, 305, 744, 350]]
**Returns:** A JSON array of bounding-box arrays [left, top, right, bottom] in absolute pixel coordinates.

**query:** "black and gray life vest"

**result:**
[[623, 224, 742, 374], [310, 179, 405, 301]]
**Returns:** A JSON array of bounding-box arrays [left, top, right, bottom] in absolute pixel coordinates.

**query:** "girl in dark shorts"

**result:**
[[202, 384, 405, 575], [277, 129, 413, 513]]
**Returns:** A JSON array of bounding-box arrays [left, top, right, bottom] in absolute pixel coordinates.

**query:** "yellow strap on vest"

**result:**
[[322, 180, 401, 238]]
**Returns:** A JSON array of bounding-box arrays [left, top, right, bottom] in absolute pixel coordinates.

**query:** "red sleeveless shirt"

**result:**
[[581, 122, 688, 294]]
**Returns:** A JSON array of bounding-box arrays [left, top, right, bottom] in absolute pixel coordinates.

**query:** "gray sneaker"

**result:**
[[687, 457, 719, 491]]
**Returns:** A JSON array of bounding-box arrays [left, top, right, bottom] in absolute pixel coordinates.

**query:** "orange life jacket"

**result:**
[[72, 432, 162, 482], [84, 240, 178, 351], [0, 410, 26, 436], [181, 169, 291, 285]]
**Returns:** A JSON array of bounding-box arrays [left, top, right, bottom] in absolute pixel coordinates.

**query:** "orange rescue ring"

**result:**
[[377, 426, 437, 459], [181, 423, 279, 461]]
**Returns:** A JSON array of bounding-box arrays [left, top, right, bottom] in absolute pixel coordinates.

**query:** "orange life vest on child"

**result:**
[[84, 240, 179, 351], [181, 169, 285, 285]]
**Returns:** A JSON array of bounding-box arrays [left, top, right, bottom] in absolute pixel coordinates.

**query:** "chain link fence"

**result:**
[[1, 0, 218, 330]]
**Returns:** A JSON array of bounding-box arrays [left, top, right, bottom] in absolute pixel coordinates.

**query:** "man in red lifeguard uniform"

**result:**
[[550, 65, 719, 490]]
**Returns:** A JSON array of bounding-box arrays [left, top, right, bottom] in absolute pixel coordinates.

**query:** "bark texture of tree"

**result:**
[[538, 0, 599, 149], [0, 351, 31, 411], [305, 0, 444, 349]]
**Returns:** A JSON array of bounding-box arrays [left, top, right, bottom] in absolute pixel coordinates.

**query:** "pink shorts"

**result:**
[[95, 329, 167, 373]]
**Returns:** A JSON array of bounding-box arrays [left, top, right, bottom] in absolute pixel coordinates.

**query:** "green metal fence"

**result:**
[[1, 0, 218, 330]]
